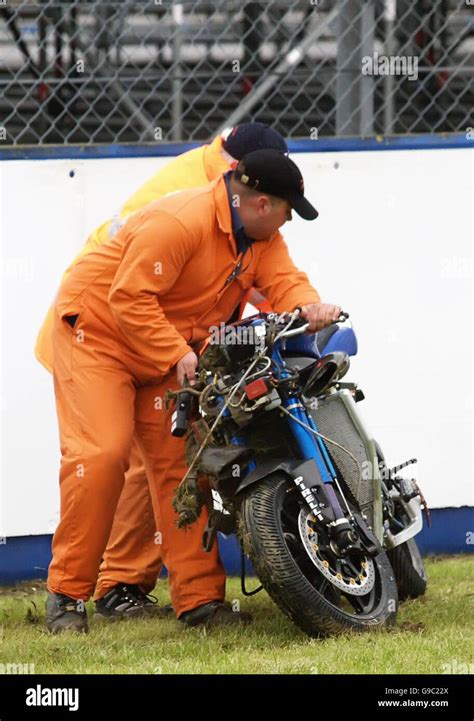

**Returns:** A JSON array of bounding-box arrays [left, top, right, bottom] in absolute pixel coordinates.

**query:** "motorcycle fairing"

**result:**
[[284, 324, 358, 359]]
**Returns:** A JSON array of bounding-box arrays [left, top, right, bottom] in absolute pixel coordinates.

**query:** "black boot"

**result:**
[[95, 583, 173, 620], [180, 601, 252, 628], [46, 592, 88, 634]]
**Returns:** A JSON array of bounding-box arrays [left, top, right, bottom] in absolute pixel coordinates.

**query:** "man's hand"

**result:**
[[299, 303, 342, 333], [176, 350, 198, 386]]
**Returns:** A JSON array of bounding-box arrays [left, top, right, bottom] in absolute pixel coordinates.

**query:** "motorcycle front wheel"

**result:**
[[238, 473, 398, 638]]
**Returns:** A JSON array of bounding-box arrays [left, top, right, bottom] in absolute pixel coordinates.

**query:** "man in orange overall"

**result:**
[[36, 125, 288, 623], [46, 149, 341, 632]]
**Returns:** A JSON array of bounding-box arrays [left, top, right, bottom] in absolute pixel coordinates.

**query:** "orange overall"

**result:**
[[47, 175, 320, 615], [36, 137, 233, 599]]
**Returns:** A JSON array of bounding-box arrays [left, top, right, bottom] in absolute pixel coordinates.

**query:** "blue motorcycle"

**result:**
[[170, 309, 427, 637]]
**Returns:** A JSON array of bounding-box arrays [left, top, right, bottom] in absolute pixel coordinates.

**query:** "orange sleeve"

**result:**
[[108, 211, 197, 375], [254, 233, 321, 313]]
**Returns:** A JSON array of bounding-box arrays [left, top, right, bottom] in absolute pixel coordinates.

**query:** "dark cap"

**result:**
[[222, 123, 288, 160], [234, 149, 318, 221]]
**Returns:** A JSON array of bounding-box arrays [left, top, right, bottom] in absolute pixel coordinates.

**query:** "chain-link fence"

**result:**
[[1, 0, 473, 145]]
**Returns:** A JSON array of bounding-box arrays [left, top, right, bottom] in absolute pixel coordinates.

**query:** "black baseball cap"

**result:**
[[234, 149, 318, 221], [222, 123, 288, 160]]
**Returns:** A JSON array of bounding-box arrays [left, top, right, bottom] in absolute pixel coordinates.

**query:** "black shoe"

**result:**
[[95, 583, 173, 620], [46, 592, 88, 634], [180, 601, 252, 628]]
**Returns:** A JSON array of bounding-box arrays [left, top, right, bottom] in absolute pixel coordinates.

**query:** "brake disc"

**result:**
[[298, 508, 376, 596]]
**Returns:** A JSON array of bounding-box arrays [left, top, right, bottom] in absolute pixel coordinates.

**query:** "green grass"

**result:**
[[0, 555, 473, 674]]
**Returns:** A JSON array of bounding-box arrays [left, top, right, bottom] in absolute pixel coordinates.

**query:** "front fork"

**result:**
[[272, 344, 346, 516], [282, 396, 346, 520], [270, 347, 380, 555]]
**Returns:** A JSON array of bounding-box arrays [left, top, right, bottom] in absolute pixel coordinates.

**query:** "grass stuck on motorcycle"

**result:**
[[166, 308, 429, 638]]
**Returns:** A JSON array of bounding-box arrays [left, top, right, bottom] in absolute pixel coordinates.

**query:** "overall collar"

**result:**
[[224, 171, 255, 256], [212, 171, 256, 258], [213, 174, 236, 253], [203, 136, 232, 183]]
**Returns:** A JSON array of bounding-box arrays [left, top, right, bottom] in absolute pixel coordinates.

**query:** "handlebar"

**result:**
[[276, 308, 350, 340], [279, 318, 310, 338]]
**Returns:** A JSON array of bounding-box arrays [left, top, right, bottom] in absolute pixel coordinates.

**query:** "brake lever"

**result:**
[[270, 308, 309, 340]]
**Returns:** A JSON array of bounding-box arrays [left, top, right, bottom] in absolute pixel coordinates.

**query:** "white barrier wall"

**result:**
[[0, 146, 472, 537]]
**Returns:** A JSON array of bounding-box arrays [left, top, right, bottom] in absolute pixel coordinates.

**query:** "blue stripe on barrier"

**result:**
[[0, 142, 199, 161], [288, 134, 473, 153], [1, 506, 472, 584], [0, 133, 471, 161]]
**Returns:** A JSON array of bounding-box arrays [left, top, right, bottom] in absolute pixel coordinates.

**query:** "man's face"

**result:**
[[241, 194, 293, 240]]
